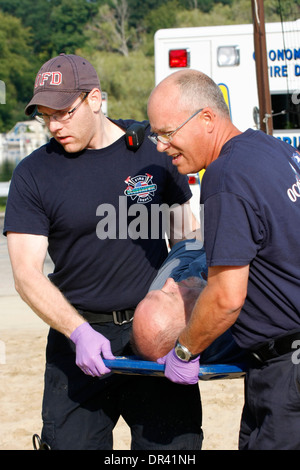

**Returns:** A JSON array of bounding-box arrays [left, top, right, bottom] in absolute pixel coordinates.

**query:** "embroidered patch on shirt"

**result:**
[[124, 174, 157, 203]]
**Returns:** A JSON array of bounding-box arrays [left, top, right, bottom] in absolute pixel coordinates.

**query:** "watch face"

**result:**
[[175, 345, 189, 361]]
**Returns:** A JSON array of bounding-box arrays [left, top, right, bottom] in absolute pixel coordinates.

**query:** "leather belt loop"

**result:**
[[112, 310, 134, 325]]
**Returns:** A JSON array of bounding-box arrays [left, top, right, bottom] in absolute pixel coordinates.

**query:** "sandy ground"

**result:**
[[0, 212, 245, 451]]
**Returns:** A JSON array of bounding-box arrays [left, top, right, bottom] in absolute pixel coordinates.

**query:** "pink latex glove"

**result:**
[[70, 322, 115, 376], [157, 348, 200, 385]]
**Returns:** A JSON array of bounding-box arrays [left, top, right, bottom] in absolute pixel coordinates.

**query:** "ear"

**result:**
[[200, 107, 216, 133], [88, 88, 102, 113]]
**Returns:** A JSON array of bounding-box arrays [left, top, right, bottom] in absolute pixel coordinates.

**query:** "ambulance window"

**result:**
[[271, 94, 300, 130]]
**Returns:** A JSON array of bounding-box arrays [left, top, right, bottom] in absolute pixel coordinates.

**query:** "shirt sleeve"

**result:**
[[3, 164, 50, 236], [203, 191, 267, 267], [149, 239, 206, 290]]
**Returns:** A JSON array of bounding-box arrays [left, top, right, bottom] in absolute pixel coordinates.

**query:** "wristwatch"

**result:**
[[174, 339, 199, 362]]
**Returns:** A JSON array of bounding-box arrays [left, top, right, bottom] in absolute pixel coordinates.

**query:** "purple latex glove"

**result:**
[[157, 348, 200, 385], [70, 322, 115, 376]]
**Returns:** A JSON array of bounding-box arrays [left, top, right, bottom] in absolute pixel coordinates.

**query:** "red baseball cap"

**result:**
[[25, 53, 101, 116]]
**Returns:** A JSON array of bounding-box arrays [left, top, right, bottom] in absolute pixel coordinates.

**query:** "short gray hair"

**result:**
[[174, 70, 230, 118]]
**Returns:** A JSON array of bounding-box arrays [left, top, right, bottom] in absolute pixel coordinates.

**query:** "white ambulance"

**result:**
[[101, 91, 108, 116], [154, 19, 300, 148]]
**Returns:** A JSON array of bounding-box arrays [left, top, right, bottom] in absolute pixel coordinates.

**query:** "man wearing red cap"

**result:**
[[4, 54, 202, 450]]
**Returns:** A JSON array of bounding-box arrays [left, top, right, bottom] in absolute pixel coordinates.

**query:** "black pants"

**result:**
[[41, 322, 203, 450], [239, 352, 300, 450]]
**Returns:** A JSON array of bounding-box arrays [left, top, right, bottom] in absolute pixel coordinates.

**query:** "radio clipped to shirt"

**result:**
[[125, 121, 149, 151]]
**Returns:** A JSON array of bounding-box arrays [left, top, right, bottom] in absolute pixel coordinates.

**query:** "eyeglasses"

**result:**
[[34, 92, 89, 124], [148, 108, 203, 145]]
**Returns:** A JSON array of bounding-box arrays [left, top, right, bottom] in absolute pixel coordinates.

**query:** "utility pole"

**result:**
[[251, 0, 273, 135]]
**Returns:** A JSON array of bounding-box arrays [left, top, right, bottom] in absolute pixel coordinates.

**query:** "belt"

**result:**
[[79, 309, 135, 325], [250, 330, 300, 363]]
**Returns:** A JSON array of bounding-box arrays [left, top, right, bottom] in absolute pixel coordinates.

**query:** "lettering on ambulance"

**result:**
[[276, 136, 300, 148], [253, 48, 300, 78]]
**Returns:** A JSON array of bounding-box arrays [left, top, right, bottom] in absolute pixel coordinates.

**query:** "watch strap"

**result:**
[[175, 339, 199, 362]]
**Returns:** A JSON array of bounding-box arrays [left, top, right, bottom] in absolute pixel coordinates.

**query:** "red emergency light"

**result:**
[[169, 49, 189, 68], [187, 174, 198, 185]]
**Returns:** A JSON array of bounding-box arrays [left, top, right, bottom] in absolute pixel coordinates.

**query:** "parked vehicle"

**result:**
[[154, 19, 300, 148]]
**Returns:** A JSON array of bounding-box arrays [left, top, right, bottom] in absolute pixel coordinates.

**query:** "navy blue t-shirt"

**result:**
[[201, 129, 300, 349], [4, 119, 192, 313], [149, 239, 207, 291]]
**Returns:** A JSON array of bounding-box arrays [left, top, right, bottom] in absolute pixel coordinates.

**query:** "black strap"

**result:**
[[250, 330, 300, 363], [79, 309, 135, 325]]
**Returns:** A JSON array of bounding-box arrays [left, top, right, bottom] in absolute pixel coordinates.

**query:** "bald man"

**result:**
[[131, 237, 244, 364]]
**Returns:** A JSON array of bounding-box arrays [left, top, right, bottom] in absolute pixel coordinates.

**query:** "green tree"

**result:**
[[175, 0, 295, 28], [47, 0, 98, 55], [79, 49, 154, 119], [0, 0, 53, 58], [144, 1, 181, 36], [0, 11, 35, 131], [274, 0, 300, 21], [127, 0, 167, 29], [85, 0, 138, 56], [0, 0, 98, 57]]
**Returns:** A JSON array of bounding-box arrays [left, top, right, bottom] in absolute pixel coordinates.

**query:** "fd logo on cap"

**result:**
[[124, 174, 157, 203], [35, 72, 62, 88]]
